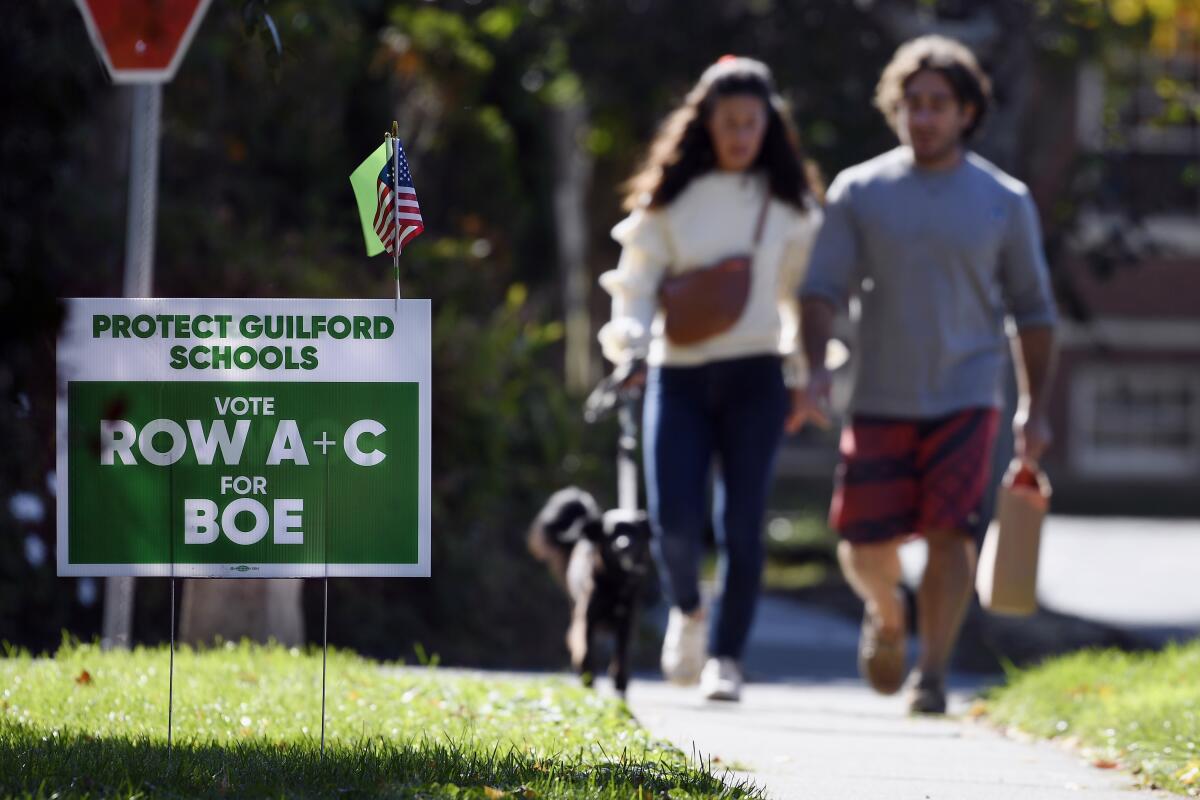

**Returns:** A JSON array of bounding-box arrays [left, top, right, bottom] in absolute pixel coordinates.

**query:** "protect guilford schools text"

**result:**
[[90, 313, 395, 370]]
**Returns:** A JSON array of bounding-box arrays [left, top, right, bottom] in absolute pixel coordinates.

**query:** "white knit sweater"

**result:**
[[598, 171, 822, 375]]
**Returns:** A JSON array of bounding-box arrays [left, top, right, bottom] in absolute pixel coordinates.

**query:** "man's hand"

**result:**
[[1014, 406, 1052, 465], [785, 367, 833, 434], [1010, 325, 1056, 465]]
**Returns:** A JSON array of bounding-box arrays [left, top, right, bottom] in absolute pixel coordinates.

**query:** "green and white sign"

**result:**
[[56, 298, 431, 578]]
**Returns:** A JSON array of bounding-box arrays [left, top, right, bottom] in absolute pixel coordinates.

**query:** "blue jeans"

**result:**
[[643, 354, 789, 660]]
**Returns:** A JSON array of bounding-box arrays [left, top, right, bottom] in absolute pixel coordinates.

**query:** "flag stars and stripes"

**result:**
[[374, 139, 425, 255]]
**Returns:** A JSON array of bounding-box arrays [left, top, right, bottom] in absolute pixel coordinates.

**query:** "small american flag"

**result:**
[[374, 139, 424, 254]]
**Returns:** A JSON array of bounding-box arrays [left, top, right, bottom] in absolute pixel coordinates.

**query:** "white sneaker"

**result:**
[[700, 657, 743, 702], [661, 606, 707, 685]]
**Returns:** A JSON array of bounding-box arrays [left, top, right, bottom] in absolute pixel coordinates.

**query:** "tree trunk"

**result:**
[[551, 98, 595, 394], [179, 579, 305, 647]]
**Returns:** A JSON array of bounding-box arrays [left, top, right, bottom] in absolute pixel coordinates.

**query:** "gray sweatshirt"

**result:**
[[801, 147, 1057, 418]]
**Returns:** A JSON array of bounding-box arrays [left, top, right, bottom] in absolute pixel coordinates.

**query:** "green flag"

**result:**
[[349, 141, 389, 256]]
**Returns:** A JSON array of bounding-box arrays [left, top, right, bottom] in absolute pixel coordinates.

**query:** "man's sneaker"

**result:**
[[858, 608, 907, 695], [907, 671, 947, 715], [700, 657, 743, 702], [661, 606, 707, 685]]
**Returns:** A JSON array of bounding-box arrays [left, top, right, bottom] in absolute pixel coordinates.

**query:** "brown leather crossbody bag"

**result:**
[[657, 193, 770, 347]]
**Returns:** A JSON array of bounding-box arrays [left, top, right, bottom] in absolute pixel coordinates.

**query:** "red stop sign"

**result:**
[[75, 0, 213, 84]]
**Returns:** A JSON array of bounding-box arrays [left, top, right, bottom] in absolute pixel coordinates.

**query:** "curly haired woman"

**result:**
[[598, 56, 823, 702]]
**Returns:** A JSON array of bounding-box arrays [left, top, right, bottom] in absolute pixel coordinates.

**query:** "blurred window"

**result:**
[[1070, 365, 1200, 478]]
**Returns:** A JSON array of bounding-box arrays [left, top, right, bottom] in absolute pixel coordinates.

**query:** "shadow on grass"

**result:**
[[1, 721, 765, 799]]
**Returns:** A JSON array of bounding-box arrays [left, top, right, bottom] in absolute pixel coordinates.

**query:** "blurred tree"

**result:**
[[1024, 0, 1199, 312], [1, 0, 116, 648]]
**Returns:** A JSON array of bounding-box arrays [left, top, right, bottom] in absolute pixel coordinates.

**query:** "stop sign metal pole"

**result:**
[[100, 83, 162, 651], [122, 85, 160, 298], [75, 0, 209, 653]]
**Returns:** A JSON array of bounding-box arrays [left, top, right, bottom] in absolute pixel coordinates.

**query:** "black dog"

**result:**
[[528, 486, 653, 695]]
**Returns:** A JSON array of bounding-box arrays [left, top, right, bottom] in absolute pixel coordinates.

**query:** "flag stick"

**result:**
[[391, 120, 402, 311]]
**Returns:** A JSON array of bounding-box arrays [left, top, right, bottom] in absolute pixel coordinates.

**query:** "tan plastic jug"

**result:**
[[975, 460, 1051, 616]]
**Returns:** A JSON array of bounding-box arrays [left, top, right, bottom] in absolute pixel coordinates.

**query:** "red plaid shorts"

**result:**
[[830, 408, 1000, 544]]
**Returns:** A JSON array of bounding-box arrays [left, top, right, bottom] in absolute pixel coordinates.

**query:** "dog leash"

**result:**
[[616, 398, 639, 512]]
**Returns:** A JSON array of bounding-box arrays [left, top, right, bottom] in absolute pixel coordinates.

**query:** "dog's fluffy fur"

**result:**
[[528, 487, 653, 694]]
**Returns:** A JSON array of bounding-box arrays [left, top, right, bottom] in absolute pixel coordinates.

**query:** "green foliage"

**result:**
[[758, 511, 837, 593], [1034, 0, 1197, 55], [392, 6, 495, 75], [985, 640, 1200, 795], [0, 642, 763, 798], [1, 0, 107, 651]]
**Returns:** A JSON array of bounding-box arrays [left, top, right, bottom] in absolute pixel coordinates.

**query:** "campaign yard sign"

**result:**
[[56, 298, 431, 578]]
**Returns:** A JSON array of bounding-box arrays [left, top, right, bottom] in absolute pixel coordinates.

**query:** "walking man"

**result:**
[[789, 35, 1058, 714]]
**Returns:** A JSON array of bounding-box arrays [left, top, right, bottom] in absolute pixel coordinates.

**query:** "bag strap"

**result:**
[[658, 183, 772, 275], [752, 190, 771, 246]]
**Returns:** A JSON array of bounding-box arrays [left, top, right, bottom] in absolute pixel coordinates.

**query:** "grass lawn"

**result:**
[[0, 642, 763, 799], [698, 510, 838, 594], [984, 640, 1200, 796]]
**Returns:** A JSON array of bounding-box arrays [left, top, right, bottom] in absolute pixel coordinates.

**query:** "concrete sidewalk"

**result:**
[[624, 597, 1174, 799]]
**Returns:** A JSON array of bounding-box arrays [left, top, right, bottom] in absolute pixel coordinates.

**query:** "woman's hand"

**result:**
[[618, 360, 648, 390], [785, 367, 833, 434]]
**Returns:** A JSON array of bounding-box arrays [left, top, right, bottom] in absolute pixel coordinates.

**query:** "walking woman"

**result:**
[[598, 56, 823, 701]]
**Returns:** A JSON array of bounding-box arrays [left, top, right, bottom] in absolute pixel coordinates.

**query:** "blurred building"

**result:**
[[1047, 42, 1200, 512]]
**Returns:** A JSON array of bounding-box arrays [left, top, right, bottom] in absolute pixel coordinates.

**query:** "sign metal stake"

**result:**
[[168, 574, 176, 762], [320, 575, 328, 757], [167, 443, 176, 766], [320, 453, 330, 758]]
